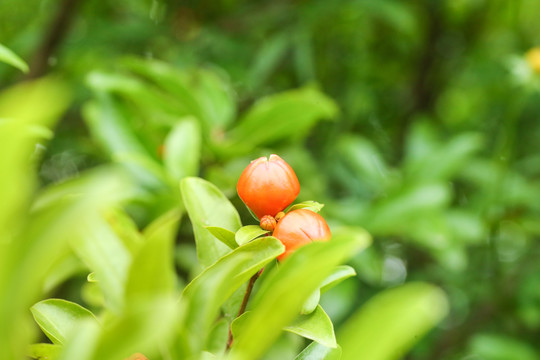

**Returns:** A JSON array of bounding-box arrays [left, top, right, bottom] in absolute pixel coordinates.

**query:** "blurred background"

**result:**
[[2, 0, 540, 359]]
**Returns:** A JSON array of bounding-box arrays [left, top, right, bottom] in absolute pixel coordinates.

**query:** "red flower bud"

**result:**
[[237, 155, 300, 219], [272, 209, 331, 261]]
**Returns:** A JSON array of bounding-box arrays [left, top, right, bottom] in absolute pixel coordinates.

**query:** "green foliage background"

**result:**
[[1, 0, 540, 359]]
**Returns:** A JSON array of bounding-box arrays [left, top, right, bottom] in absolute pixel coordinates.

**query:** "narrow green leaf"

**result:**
[[57, 318, 100, 360], [0, 43, 29, 73], [92, 296, 179, 360], [285, 305, 336, 348], [295, 342, 341, 360], [181, 177, 242, 268], [87, 273, 98, 283], [31, 299, 97, 345], [28, 343, 61, 360], [338, 282, 449, 360], [301, 290, 320, 315], [320, 265, 356, 293], [0, 168, 128, 360], [287, 201, 325, 213], [164, 117, 201, 181], [235, 225, 269, 246], [70, 213, 131, 313], [229, 231, 370, 360], [125, 209, 181, 298], [181, 237, 284, 356], [205, 226, 238, 249], [228, 87, 338, 151]]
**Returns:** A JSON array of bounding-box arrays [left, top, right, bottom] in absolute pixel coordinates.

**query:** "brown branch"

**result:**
[[27, 0, 82, 79], [226, 268, 263, 350]]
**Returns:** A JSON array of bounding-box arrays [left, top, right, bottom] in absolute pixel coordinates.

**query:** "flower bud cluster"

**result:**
[[237, 154, 331, 260]]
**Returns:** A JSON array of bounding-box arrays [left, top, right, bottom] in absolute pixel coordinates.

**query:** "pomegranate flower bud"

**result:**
[[272, 209, 331, 261], [260, 215, 277, 231], [237, 154, 300, 219]]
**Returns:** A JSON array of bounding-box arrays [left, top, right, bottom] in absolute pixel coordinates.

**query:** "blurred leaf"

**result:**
[[229, 231, 370, 360], [122, 58, 236, 131], [57, 319, 99, 360], [366, 183, 451, 233], [181, 177, 242, 268], [181, 236, 284, 356], [31, 299, 97, 345], [92, 297, 179, 360], [0, 78, 70, 241], [285, 305, 336, 348], [0, 43, 28, 73], [0, 166, 127, 360], [248, 34, 290, 90], [295, 342, 341, 360], [83, 95, 168, 192], [43, 253, 86, 293], [320, 265, 356, 293], [86, 71, 187, 118], [205, 226, 238, 249], [468, 333, 538, 360], [287, 201, 325, 213], [301, 290, 320, 315], [338, 282, 449, 360], [70, 212, 131, 313], [206, 317, 229, 355], [227, 87, 338, 151], [28, 343, 61, 360], [104, 208, 144, 256], [125, 209, 181, 298], [336, 135, 390, 194], [164, 117, 201, 182], [405, 126, 483, 182], [235, 225, 270, 246]]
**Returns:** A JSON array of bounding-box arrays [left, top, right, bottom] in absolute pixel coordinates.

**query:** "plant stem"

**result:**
[[226, 268, 263, 349]]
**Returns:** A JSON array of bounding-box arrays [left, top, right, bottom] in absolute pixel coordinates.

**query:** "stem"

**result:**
[[226, 268, 263, 349]]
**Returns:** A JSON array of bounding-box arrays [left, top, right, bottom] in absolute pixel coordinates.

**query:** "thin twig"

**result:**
[[226, 268, 263, 350]]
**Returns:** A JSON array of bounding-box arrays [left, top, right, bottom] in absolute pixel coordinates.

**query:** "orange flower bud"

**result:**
[[237, 155, 300, 219], [260, 215, 277, 231], [272, 209, 331, 261]]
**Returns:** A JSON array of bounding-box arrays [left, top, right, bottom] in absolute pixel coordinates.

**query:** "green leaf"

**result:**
[[30, 299, 98, 345], [338, 282, 449, 360], [164, 117, 201, 182], [469, 333, 539, 360], [205, 226, 238, 249], [235, 225, 270, 246], [320, 265, 356, 293], [0, 167, 127, 360], [300, 290, 320, 315], [287, 201, 325, 213], [28, 343, 61, 360], [295, 342, 341, 360], [285, 305, 336, 348], [229, 231, 371, 360], [57, 320, 99, 360], [181, 177, 242, 268], [227, 87, 338, 151], [83, 95, 167, 191], [92, 296, 179, 360], [181, 236, 284, 356], [125, 209, 181, 298], [70, 212, 131, 313], [0, 43, 29, 73]]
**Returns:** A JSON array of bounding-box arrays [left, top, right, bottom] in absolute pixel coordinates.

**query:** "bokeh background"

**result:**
[[2, 0, 540, 359]]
